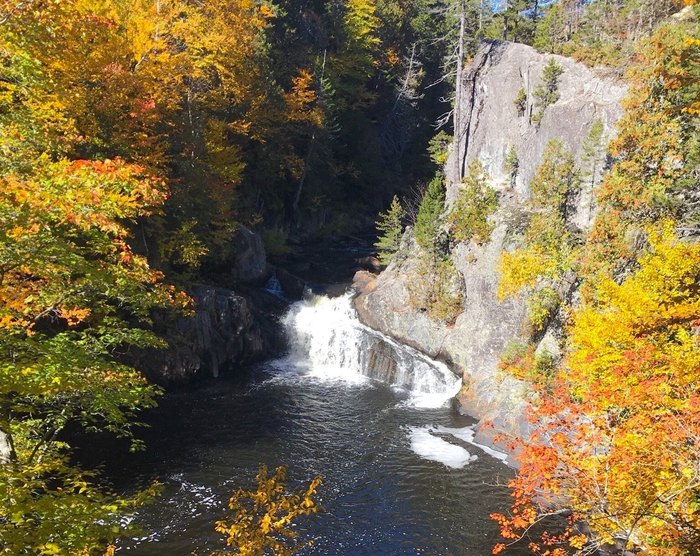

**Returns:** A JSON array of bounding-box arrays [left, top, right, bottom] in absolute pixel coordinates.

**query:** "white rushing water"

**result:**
[[277, 292, 510, 469], [280, 292, 462, 408]]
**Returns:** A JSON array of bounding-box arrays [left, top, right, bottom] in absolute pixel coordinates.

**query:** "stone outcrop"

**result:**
[[136, 227, 297, 385], [137, 285, 287, 384], [354, 40, 627, 447]]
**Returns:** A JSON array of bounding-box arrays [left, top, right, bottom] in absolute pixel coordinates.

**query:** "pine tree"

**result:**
[[374, 195, 406, 265], [414, 174, 446, 251], [580, 118, 606, 220], [532, 59, 564, 125]]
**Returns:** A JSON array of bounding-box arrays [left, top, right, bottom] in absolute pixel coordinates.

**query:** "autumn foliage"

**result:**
[[494, 10, 700, 556], [494, 226, 700, 555], [212, 465, 322, 556]]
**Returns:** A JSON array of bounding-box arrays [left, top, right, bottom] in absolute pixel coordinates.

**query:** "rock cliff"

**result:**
[[136, 226, 299, 385], [354, 40, 627, 449], [137, 285, 286, 384]]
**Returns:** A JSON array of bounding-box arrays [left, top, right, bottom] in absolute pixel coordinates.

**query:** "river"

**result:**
[[111, 291, 530, 555]]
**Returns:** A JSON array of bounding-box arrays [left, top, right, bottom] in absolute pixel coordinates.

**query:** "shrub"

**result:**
[[499, 340, 558, 386], [513, 87, 527, 116], [408, 254, 464, 324]]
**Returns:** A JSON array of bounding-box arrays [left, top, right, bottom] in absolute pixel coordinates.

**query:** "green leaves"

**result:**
[[374, 195, 406, 266], [448, 160, 498, 244]]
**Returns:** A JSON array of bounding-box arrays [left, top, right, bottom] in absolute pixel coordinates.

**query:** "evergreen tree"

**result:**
[[532, 59, 564, 125], [374, 195, 406, 265], [503, 144, 519, 187], [580, 118, 606, 220], [414, 174, 446, 251]]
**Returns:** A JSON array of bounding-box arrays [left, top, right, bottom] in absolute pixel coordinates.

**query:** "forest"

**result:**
[[0, 0, 698, 554]]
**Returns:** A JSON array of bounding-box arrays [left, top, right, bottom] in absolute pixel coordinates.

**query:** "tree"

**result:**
[[503, 144, 519, 187], [485, 0, 536, 43], [498, 140, 580, 331], [493, 225, 700, 555], [0, 159, 188, 554], [375, 196, 407, 265], [328, 0, 382, 110], [414, 174, 446, 251], [448, 160, 498, 243], [531, 59, 564, 125], [580, 118, 606, 222], [513, 88, 527, 117], [585, 13, 700, 277], [212, 465, 322, 556]]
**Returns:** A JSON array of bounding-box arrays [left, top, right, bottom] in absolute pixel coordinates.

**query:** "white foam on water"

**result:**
[[408, 426, 477, 469], [279, 292, 462, 407], [434, 425, 509, 463]]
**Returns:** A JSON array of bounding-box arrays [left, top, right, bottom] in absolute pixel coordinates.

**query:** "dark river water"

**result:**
[[100, 242, 530, 555], [116, 366, 527, 556], [104, 291, 532, 555]]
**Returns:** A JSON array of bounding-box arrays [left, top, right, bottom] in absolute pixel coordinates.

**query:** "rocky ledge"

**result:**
[[354, 40, 627, 454]]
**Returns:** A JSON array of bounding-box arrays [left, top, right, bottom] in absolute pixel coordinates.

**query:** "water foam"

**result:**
[[280, 293, 461, 407], [408, 426, 477, 468], [431, 425, 509, 463]]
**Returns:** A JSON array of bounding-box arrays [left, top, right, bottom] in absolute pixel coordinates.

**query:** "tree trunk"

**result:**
[[0, 428, 16, 465]]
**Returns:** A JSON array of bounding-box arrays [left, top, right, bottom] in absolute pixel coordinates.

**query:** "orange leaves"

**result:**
[[494, 225, 700, 554], [285, 69, 323, 127]]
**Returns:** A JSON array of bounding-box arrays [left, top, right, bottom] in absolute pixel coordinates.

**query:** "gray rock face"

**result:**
[[355, 41, 627, 444], [450, 41, 625, 206], [230, 226, 267, 284], [136, 285, 285, 384]]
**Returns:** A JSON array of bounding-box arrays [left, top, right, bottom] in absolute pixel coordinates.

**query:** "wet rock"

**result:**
[[136, 285, 285, 385], [274, 267, 307, 301]]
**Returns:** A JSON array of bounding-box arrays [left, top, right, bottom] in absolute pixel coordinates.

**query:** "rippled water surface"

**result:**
[[110, 361, 529, 555]]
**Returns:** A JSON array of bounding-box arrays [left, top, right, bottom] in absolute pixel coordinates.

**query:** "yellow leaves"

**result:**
[[285, 69, 322, 126], [258, 4, 275, 20], [38, 542, 63, 555], [58, 306, 91, 326], [497, 248, 551, 301], [212, 465, 321, 556]]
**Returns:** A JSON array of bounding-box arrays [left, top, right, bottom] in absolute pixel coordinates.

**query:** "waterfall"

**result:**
[[281, 293, 462, 407]]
